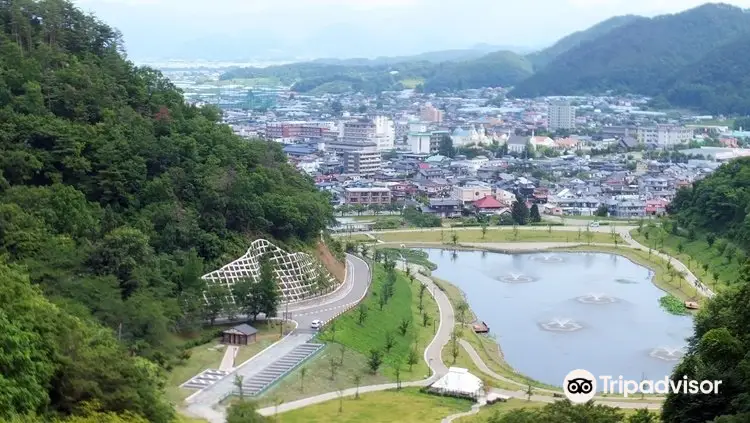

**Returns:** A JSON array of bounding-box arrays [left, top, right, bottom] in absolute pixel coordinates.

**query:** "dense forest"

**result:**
[[525, 14, 643, 70], [659, 157, 750, 420], [511, 3, 750, 114], [668, 157, 750, 252], [0, 0, 332, 421]]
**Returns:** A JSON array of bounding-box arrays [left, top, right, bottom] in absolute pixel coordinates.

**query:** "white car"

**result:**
[[310, 319, 322, 330], [589, 221, 600, 228]]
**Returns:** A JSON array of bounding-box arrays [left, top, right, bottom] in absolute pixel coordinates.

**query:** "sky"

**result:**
[[72, 0, 750, 62]]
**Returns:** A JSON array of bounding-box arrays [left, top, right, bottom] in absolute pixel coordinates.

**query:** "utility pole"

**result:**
[[118, 322, 122, 341]]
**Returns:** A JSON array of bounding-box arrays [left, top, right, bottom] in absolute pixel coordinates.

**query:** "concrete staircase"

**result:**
[[181, 369, 231, 390], [238, 342, 324, 396]]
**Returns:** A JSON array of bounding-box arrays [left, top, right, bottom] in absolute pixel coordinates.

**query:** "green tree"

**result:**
[[438, 134, 455, 158], [226, 401, 270, 423], [595, 205, 609, 217], [511, 199, 529, 225], [529, 204, 541, 223], [256, 255, 280, 318], [367, 349, 383, 374]]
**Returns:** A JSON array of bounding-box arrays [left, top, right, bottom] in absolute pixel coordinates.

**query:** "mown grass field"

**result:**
[[258, 345, 391, 406], [318, 263, 438, 380], [374, 228, 621, 244], [259, 262, 441, 405], [631, 227, 740, 290], [275, 388, 472, 423]]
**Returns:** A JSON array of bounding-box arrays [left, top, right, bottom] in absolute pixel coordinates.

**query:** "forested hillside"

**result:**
[[511, 3, 750, 114], [526, 14, 644, 69], [663, 33, 750, 115], [669, 157, 750, 252], [220, 50, 533, 94], [0, 0, 332, 421]]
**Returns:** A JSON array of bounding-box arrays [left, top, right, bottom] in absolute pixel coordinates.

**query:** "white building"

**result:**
[[637, 125, 694, 147], [343, 149, 381, 177], [407, 132, 432, 154], [373, 115, 395, 151], [547, 102, 576, 130], [452, 125, 492, 147], [339, 117, 395, 152]]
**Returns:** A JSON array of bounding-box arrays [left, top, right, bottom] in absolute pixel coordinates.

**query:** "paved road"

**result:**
[[183, 254, 371, 422], [256, 261, 456, 416]]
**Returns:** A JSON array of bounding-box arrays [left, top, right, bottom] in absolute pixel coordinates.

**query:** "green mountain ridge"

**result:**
[[526, 14, 645, 70], [511, 3, 750, 114], [221, 3, 750, 114]]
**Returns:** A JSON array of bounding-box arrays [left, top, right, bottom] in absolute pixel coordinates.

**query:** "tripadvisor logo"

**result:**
[[562, 369, 723, 403]]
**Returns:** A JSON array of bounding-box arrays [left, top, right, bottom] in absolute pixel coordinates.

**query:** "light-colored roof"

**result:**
[[345, 187, 390, 192], [430, 367, 482, 396]]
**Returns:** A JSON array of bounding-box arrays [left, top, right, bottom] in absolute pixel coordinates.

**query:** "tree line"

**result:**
[[0, 1, 333, 421]]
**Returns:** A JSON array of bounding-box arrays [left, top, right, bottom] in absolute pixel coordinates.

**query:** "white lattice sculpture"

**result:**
[[202, 239, 338, 304]]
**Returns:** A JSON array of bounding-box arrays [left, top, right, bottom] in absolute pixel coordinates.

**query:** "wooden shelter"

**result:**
[[222, 323, 258, 345]]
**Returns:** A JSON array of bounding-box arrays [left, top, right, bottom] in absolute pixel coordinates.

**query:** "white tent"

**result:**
[[429, 367, 483, 399]]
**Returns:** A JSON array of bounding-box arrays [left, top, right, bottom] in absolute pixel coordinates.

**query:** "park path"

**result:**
[[256, 260, 456, 416], [218, 346, 238, 371]]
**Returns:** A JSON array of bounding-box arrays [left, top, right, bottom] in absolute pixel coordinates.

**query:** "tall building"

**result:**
[[343, 148, 382, 176], [373, 116, 395, 151], [339, 117, 394, 152], [547, 102, 576, 130], [407, 132, 432, 154], [420, 103, 444, 123]]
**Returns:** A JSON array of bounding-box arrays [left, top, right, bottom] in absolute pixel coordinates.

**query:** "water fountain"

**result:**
[[649, 347, 686, 361], [539, 318, 584, 332], [496, 273, 537, 283], [533, 254, 564, 263], [576, 293, 619, 304]]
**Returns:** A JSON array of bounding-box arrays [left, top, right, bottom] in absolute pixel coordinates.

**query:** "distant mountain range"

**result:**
[[221, 3, 750, 114]]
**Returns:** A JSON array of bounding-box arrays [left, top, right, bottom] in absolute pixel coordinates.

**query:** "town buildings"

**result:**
[[344, 187, 392, 206], [343, 149, 381, 176], [420, 103, 444, 123], [547, 102, 576, 130]]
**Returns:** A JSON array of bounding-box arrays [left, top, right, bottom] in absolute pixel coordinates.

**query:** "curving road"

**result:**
[[258, 259, 674, 420], [183, 254, 372, 423]]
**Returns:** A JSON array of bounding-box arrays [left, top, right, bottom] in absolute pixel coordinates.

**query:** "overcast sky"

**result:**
[[72, 0, 750, 61]]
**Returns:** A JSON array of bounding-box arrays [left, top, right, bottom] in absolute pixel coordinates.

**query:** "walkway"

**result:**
[[218, 346, 238, 371], [256, 261, 456, 416]]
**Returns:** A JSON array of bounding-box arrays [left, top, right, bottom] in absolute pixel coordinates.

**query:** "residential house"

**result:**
[[452, 183, 493, 205], [473, 195, 508, 216], [645, 198, 669, 216], [606, 196, 646, 218], [421, 198, 462, 218], [344, 187, 392, 206]]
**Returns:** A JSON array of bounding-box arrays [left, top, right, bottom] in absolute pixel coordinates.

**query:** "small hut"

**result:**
[[221, 323, 258, 345]]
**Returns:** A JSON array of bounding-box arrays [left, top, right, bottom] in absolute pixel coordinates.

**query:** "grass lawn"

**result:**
[[400, 78, 425, 89], [455, 400, 658, 422], [337, 233, 374, 242], [317, 263, 439, 381], [455, 399, 545, 422], [377, 247, 438, 270], [166, 320, 290, 405], [631, 226, 739, 290], [555, 245, 700, 302], [275, 387, 472, 423], [374, 228, 620, 244], [257, 345, 391, 406], [256, 262, 441, 405]]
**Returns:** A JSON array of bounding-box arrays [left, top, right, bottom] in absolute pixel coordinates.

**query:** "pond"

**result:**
[[424, 249, 693, 388]]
